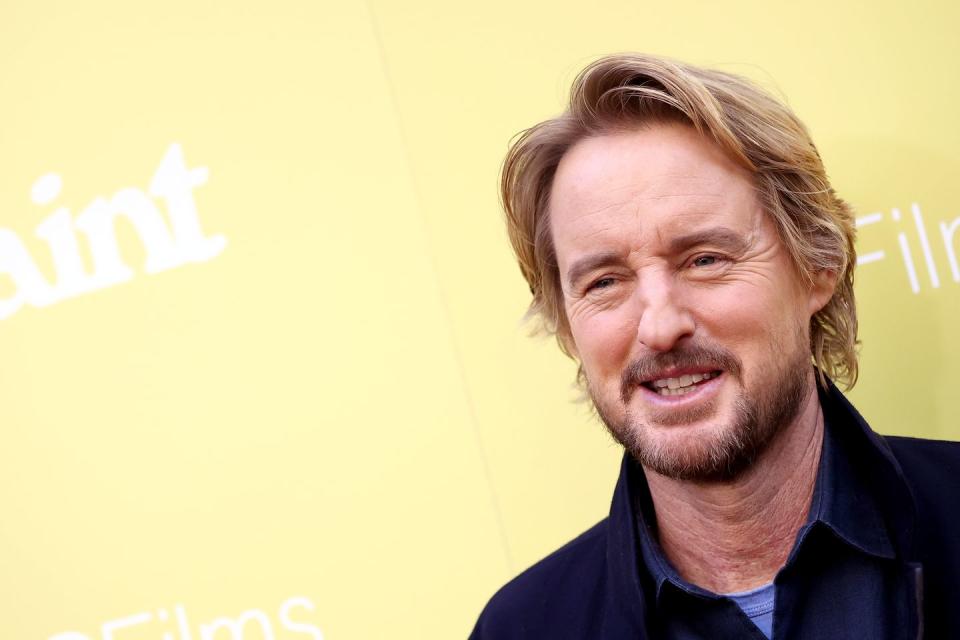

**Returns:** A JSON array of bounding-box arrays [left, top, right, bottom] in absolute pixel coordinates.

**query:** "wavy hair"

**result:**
[[502, 53, 858, 389]]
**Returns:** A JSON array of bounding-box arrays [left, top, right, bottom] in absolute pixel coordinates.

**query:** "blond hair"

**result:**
[[502, 53, 858, 389]]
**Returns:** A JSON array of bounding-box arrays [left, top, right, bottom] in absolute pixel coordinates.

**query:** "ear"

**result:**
[[808, 269, 838, 316]]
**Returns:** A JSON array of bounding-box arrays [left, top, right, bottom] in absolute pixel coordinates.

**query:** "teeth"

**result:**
[[649, 371, 718, 396]]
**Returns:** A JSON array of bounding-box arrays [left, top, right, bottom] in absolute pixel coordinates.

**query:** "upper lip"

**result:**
[[639, 366, 721, 384]]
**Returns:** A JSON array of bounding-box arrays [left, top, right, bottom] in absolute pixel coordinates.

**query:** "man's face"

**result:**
[[549, 123, 833, 482]]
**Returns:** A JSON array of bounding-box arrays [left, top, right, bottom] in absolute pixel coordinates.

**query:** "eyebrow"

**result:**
[[667, 226, 749, 255], [564, 227, 749, 288], [566, 250, 626, 288]]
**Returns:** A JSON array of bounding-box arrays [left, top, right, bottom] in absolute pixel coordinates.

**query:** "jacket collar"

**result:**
[[812, 381, 895, 559], [604, 452, 654, 632], [816, 378, 919, 559]]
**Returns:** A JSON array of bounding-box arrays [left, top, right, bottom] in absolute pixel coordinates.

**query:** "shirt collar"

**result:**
[[608, 377, 912, 607], [629, 456, 717, 603]]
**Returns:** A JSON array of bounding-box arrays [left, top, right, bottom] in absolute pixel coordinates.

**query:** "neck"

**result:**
[[643, 380, 825, 594]]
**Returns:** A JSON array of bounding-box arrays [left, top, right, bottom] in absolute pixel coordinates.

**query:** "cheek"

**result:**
[[694, 285, 790, 352], [697, 283, 808, 375], [569, 308, 637, 375]]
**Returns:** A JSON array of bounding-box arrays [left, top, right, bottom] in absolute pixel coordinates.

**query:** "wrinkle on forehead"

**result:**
[[552, 167, 752, 224], [554, 193, 766, 254], [548, 124, 769, 275]]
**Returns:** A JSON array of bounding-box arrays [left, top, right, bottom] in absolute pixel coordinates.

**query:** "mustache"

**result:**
[[619, 343, 743, 403]]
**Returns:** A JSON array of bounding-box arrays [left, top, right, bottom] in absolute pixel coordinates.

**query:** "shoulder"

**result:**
[[883, 435, 960, 492], [882, 436, 960, 633], [469, 520, 610, 640], [882, 435, 960, 538]]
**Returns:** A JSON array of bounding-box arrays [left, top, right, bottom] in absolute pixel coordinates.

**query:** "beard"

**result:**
[[590, 337, 810, 483]]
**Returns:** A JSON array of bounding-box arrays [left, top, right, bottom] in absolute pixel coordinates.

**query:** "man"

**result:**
[[470, 54, 960, 639]]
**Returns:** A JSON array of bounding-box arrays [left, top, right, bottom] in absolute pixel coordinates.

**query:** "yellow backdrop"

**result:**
[[1, 1, 957, 638]]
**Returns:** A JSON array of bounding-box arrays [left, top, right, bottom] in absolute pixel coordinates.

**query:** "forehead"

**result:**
[[549, 123, 764, 264]]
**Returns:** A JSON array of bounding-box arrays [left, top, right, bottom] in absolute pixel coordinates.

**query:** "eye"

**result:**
[[690, 254, 722, 268], [587, 276, 616, 291]]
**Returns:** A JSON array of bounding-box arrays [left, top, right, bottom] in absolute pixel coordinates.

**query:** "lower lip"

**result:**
[[638, 372, 725, 406]]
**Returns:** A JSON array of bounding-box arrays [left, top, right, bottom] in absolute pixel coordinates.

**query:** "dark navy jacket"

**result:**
[[469, 383, 960, 639]]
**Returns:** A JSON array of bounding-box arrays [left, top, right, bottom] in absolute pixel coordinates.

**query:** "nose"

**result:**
[[634, 275, 695, 352]]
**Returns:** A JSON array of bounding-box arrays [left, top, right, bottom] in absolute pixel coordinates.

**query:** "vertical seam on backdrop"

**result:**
[[362, 0, 515, 572]]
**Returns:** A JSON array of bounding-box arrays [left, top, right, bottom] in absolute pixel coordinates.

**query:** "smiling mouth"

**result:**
[[641, 371, 722, 397]]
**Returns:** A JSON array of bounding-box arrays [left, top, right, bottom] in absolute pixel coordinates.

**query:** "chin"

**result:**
[[597, 381, 804, 483], [588, 338, 812, 483], [625, 419, 758, 483]]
